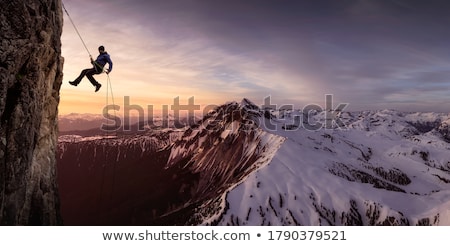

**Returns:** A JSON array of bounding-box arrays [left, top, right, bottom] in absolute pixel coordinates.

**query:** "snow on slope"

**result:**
[[58, 130, 183, 162], [57, 99, 285, 225], [214, 109, 450, 225], [57, 100, 450, 226], [164, 100, 285, 224]]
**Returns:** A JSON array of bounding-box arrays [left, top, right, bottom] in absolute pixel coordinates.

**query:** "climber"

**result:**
[[69, 45, 113, 92]]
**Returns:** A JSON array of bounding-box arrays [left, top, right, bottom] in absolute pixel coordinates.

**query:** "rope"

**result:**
[[61, 1, 110, 78], [62, 1, 118, 220], [107, 74, 116, 115], [61, 1, 92, 57], [106, 74, 118, 206], [96, 74, 117, 217]]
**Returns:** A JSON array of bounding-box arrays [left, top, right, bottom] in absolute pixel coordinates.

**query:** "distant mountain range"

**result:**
[[57, 99, 450, 225], [58, 113, 109, 132], [58, 113, 199, 135]]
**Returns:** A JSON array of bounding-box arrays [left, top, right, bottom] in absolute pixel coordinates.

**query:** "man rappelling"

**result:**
[[69, 45, 113, 92]]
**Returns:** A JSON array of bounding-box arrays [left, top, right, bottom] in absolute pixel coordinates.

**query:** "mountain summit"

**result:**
[[57, 100, 450, 225], [57, 99, 284, 225]]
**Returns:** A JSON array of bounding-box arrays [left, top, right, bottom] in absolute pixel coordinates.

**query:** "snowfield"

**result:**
[[216, 106, 450, 225], [58, 99, 450, 225]]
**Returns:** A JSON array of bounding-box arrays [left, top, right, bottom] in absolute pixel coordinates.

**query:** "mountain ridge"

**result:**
[[57, 99, 450, 225], [215, 103, 450, 225]]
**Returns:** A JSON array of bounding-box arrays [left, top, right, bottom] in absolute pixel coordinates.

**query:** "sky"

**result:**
[[59, 0, 450, 116]]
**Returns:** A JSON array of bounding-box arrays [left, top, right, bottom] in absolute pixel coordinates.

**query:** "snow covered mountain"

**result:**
[[57, 99, 450, 225], [58, 112, 201, 134], [216, 109, 450, 225], [57, 99, 283, 225], [58, 113, 107, 132]]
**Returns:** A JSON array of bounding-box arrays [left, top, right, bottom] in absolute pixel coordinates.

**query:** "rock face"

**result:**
[[0, 0, 63, 225]]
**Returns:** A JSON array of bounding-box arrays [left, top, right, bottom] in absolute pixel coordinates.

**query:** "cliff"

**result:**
[[0, 0, 63, 225]]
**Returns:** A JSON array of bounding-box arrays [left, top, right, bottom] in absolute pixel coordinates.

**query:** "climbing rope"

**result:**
[[61, 0, 116, 127], [105, 73, 118, 207], [62, 1, 118, 218], [106, 74, 116, 117], [61, 1, 92, 58]]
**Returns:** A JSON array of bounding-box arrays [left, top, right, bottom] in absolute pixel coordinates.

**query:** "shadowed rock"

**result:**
[[0, 0, 63, 225]]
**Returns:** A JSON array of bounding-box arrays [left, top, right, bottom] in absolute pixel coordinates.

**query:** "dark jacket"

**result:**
[[93, 52, 113, 72]]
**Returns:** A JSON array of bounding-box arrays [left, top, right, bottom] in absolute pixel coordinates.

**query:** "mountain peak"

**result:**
[[240, 98, 258, 108], [56, 100, 450, 226]]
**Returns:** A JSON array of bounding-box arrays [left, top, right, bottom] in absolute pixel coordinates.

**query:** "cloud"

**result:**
[[60, 0, 450, 114]]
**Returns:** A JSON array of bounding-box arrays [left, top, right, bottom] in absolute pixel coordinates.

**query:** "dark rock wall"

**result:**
[[0, 0, 63, 225]]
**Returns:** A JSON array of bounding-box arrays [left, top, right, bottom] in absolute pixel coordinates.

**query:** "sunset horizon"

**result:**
[[60, 0, 450, 115]]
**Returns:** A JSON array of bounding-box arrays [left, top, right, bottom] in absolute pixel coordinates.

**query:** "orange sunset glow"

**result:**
[[59, 0, 450, 117]]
